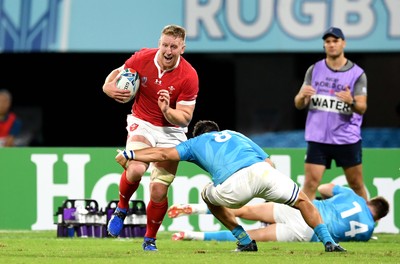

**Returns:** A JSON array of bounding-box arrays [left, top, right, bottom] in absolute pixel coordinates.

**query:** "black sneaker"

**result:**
[[234, 240, 258, 252], [325, 242, 347, 252]]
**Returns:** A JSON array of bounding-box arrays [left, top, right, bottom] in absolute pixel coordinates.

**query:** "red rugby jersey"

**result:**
[[125, 48, 199, 127]]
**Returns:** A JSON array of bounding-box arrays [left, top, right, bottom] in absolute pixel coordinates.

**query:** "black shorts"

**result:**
[[305, 141, 362, 169]]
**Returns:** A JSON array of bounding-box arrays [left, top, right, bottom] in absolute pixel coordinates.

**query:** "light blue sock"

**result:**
[[204, 231, 236, 241], [314, 223, 335, 245], [232, 225, 252, 245]]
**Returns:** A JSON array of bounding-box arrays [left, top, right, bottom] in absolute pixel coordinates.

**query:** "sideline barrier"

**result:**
[[55, 199, 146, 238], [0, 147, 399, 233], [105, 200, 146, 238], [55, 199, 106, 238]]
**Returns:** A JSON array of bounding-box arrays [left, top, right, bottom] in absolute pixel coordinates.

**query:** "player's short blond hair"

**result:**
[[161, 24, 186, 42]]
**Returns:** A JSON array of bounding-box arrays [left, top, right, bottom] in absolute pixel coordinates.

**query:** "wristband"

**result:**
[[122, 150, 135, 160]]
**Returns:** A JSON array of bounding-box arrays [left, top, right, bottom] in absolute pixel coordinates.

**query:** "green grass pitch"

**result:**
[[0, 231, 399, 264]]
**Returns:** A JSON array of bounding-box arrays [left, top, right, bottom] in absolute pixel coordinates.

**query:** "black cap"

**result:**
[[322, 27, 345, 40]]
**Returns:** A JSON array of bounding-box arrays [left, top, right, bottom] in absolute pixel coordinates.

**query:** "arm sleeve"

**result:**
[[354, 73, 367, 96], [303, 65, 314, 86]]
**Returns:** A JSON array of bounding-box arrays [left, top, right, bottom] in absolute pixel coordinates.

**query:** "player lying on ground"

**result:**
[[116, 120, 346, 252], [168, 183, 389, 243]]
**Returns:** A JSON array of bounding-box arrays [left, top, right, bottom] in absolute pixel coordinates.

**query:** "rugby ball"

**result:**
[[116, 68, 140, 103]]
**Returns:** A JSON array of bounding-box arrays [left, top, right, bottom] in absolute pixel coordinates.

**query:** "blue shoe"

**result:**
[[107, 207, 127, 237], [142, 237, 158, 251]]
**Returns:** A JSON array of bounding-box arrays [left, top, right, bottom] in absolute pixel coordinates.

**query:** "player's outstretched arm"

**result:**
[[115, 147, 180, 168]]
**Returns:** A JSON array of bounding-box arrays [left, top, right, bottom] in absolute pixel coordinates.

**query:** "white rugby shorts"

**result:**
[[125, 114, 187, 148], [204, 162, 300, 209], [273, 203, 314, 242]]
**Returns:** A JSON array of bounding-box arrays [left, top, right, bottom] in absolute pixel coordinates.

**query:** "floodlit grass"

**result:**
[[0, 231, 399, 264]]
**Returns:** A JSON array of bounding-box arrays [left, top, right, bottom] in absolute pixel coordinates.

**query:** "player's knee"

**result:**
[[304, 178, 319, 190], [297, 191, 311, 203], [201, 182, 213, 204], [125, 142, 152, 177], [150, 167, 175, 186], [125, 164, 147, 182]]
